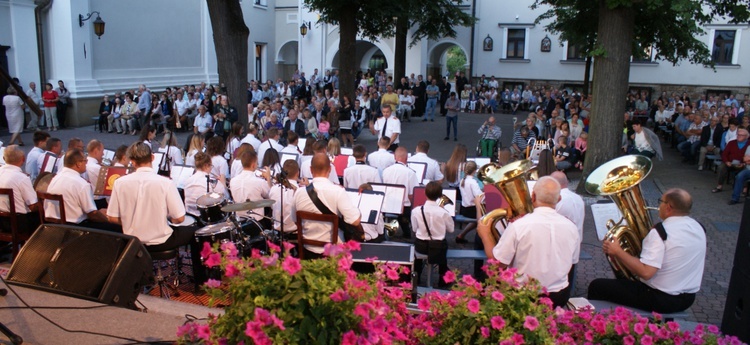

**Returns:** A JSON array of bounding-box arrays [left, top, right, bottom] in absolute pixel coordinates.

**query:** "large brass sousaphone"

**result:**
[[585, 155, 653, 280], [477, 160, 535, 244]]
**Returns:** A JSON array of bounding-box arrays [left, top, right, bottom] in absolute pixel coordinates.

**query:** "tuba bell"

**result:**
[[437, 194, 454, 208], [476, 160, 535, 244], [384, 219, 400, 237], [585, 155, 653, 281]]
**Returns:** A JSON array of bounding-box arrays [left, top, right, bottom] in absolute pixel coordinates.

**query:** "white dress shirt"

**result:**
[[382, 162, 418, 207], [0, 164, 37, 214], [459, 175, 482, 208], [367, 149, 395, 177], [639, 216, 706, 295], [372, 115, 401, 144], [84, 157, 105, 201], [183, 171, 228, 216], [493, 207, 579, 293], [343, 162, 381, 189], [241, 134, 262, 152], [185, 149, 200, 167], [193, 114, 213, 134], [26, 146, 44, 181], [45, 167, 98, 224], [556, 188, 585, 263], [258, 138, 284, 166], [269, 180, 298, 232], [410, 200, 454, 241], [158, 146, 184, 168], [108, 167, 185, 245], [300, 159, 340, 184], [408, 152, 444, 182], [294, 177, 360, 254], [36, 151, 62, 176], [229, 170, 270, 219], [211, 155, 230, 179]]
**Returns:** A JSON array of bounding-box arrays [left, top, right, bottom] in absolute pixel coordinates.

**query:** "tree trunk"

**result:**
[[338, 8, 357, 105], [393, 17, 408, 90], [583, 54, 592, 96], [577, 1, 634, 194], [206, 0, 249, 125]]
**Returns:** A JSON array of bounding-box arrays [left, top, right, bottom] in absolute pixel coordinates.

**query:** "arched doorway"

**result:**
[[330, 41, 392, 74], [276, 41, 298, 82], [427, 42, 468, 84]]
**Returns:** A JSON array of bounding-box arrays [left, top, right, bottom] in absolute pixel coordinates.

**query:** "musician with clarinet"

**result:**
[[476, 176, 579, 307], [588, 188, 706, 313]]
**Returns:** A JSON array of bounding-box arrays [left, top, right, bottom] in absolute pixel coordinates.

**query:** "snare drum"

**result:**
[[196, 192, 227, 225], [237, 216, 264, 238], [168, 214, 197, 229]]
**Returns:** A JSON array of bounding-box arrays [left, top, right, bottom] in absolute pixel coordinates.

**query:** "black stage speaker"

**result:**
[[6, 224, 153, 310], [732, 197, 750, 271], [721, 266, 750, 343]]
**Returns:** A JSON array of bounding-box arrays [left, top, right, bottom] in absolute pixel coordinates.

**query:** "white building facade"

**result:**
[[1, 0, 747, 125]]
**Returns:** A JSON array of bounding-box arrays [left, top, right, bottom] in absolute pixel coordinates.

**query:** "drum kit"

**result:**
[[193, 195, 282, 258]]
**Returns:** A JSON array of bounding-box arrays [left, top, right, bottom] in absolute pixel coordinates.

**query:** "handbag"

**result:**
[[306, 184, 365, 242], [420, 206, 447, 265]]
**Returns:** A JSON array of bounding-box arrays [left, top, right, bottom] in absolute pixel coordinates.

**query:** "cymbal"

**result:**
[[221, 199, 276, 213]]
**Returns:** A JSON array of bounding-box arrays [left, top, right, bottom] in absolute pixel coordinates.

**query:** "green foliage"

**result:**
[[446, 47, 467, 77]]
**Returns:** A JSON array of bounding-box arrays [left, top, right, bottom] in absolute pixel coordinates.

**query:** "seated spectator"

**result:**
[[677, 114, 706, 164], [574, 132, 588, 169], [510, 126, 535, 160], [697, 117, 723, 171], [713, 129, 749, 193], [626, 119, 663, 160], [554, 137, 577, 171]]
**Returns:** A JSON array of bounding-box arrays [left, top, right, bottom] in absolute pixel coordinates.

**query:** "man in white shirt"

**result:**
[[0, 145, 40, 232], [26, 131, 49, 182], [36, 137, 63, 176], [258, 128, 284, 165], [382, 147, 419, 239], [477, 176, 579, 308], [193, 105, 213, 135], [411, 181, 455, 287], [294, 153, 361, 259], [183, 152, 228, 217], [367, 137, 395, 178], [369, 105, 401, 151], [269, 160, 299, 234], [85, 140, 108, 209], [550, 171, 585, 291], [26, 82, 42, 130], [280, 131, 303, 165], [173, 91, 189, 126], [241, 125, 263, 152], [300, 140, 340, 184], [589, 188, 706, 313], [408, 140, 444, 183], [46, 149, 120, 232], [229, 151, 273, 228], [343, 144, 381, 189]]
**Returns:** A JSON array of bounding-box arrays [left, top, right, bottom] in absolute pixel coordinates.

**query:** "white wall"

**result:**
[[0, 0, 41, 86]]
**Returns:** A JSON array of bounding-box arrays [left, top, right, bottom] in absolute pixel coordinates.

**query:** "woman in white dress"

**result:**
[[2, 87, 25, 146]]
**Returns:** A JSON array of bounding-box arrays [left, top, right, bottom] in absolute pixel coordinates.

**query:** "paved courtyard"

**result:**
[[1, 109, 743, 325]]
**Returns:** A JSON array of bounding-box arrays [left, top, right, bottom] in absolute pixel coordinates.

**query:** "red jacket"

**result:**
[[721, 140, 748, 163]]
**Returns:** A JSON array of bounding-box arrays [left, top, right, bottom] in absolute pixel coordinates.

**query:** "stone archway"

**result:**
[[330, 40, 393, 75], [275, 40, 298, 82], [427, 41, 469, 83]]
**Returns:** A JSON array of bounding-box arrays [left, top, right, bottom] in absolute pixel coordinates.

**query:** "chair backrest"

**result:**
[[483, 184, 509, 211], [333, 155, 349, 177], [37, 192, 67, 224], [0, 188, 29, 261], [295, 211, 339, 260]]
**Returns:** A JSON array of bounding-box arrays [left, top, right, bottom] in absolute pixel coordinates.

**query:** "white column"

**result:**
[[201, 1, 218, 83], [8, 0, 40, 85]]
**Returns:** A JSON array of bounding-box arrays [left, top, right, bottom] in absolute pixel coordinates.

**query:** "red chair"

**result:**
[[0, 189, 34, 261]]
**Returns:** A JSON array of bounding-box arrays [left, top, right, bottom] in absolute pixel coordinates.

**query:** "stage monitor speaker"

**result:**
[[721, 266, 750, 343], [5, 224, 153, 310]]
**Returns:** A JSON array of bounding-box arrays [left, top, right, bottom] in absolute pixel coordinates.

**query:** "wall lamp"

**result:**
[[79, 11, 106, 39], [300, 21, 311, 38]]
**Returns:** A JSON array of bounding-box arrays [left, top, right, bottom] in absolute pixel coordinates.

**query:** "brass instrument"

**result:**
[[477, 160, 535, 244], [585, 155, 653, 281], [386, 194, 454, 236]]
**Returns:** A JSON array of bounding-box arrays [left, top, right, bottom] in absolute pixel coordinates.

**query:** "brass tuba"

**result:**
[[476, 160, 535, 244], [437, 194, 454, 208], [585, 155, 653, 281]]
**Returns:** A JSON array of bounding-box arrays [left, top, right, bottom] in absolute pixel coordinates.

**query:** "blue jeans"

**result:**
[[731, 168, 750, 202], [446, 115, 457, 139], [678, 140, 700, 160], [425, 98, 438, 120]]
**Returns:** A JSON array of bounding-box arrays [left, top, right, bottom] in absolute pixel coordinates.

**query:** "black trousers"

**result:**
[[415, 239, 449, 287], [588, 278, 696, 314], [147, 225, 205, 289], [397, 206, 412, 238], [546, 285, 572, 309]]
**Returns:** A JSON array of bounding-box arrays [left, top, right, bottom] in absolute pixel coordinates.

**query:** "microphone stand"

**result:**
[[273, 171, 294, 258]]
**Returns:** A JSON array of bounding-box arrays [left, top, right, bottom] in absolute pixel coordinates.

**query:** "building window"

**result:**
[[632, 46, 653, 63], [566, 43, 586, 60], [506, 29, 526, 59], [254, 0, 267, 6], [712, 30, 735, 65]]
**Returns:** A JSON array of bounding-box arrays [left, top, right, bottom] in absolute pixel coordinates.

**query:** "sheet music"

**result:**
[[345, 189, 385, 224], [370, 183, 405, 214], [591, 203, 625, 241], [41, 153, 58, 174], [407, 161, 427, 184], [280, 152, 298, 165], [300, 155, 313, 165], [103, 149, 115, 162], [298, 138, 307, 152], [468, 157, 491, 167], [152, 152, 165, 172], [170, 165, 195, 189], [0, 147, 5, 165], [340, 147, 353, 156], [442, 188, 458, 217]]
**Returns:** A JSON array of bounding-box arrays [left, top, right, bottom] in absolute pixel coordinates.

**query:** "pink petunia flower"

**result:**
[[220, 241, 238, 258], [467, 298, 480, 313], [386, 268, 400, 281], [200, 241, 213, 259], [641, 335, 653, 345], [196, 324, 211, 341], [417, 297, 431, 311], [204, 279, 221, 288], [491, 291, 505, 302], [511, 332, 525, 345], [204, 253, 222, 268], [634, 322, 645, 335], [623, 335, 635, 345], [341, 331, 358, 345], [224, 263, 239, 277], [443, 270, 456, 284], [480, 326, 490, 338], [330, 289, 350, 302], [282, 256, 302, 275], [491, 315, 506, 330], [524, 315, 539, 331]]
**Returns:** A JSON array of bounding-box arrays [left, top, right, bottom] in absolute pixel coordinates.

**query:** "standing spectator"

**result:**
[[439, 77, 451, 116], [444, 92, 461, 142], [55, 80, 69, 128], [412, 75, 426, 119], [137, 85, 152, 129], [26, 82, 42, 130], [424, 79, 440, 122], [98, 95, 112, 133], [41, 83, 59, 131], [3, 88, 26, 146]]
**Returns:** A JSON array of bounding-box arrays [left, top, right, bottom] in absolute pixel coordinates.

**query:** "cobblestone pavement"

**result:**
[[2, 110, 741, 325]]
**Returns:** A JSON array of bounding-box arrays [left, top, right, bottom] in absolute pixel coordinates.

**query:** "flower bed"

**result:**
[[177, 241, 744, 345]]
